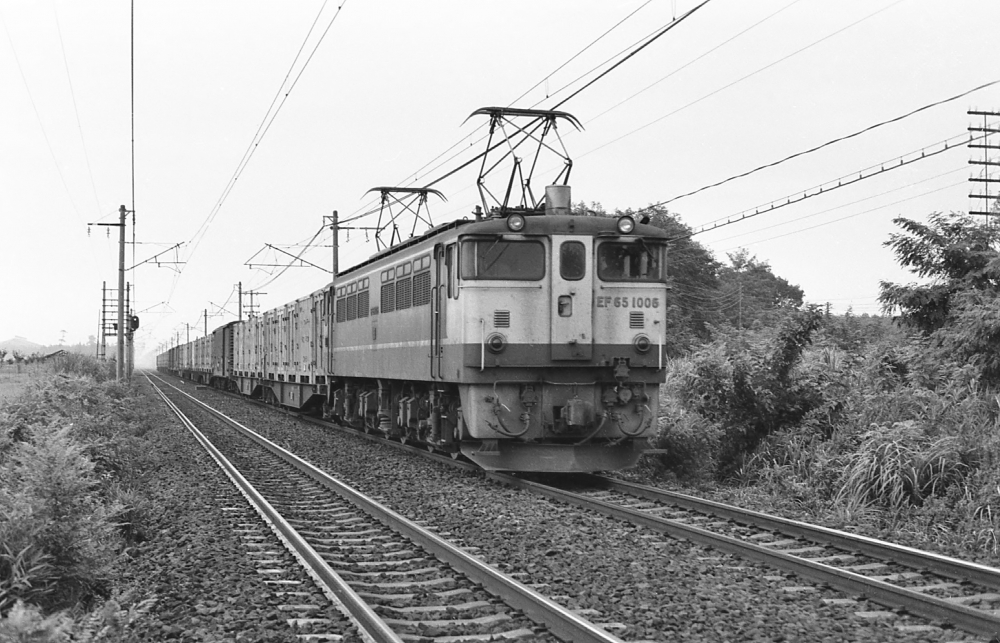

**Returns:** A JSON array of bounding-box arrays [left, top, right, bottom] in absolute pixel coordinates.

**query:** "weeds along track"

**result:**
[[145, 374, 624, 643], [505, 474, 1000, 638]]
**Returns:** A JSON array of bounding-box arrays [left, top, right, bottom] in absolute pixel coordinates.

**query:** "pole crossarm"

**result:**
[[127, 242, 185, 271], [244, 243, 332, 274]]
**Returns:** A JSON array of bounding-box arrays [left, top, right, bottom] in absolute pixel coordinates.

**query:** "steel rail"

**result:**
[[489, 472, 1000, 638], [152, 374, 626, 643], [589, 475, 1000, 590], [145, 376, 404, 643]]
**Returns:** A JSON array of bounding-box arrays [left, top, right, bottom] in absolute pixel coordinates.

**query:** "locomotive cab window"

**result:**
[[559, 241, 586, 281], [597, 241, 666, 282], [460, 238, 545, 280]]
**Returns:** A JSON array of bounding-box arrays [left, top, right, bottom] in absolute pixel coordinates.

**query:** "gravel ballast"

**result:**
[[159, 380, 986, 643], [114, 381, 357, 642]]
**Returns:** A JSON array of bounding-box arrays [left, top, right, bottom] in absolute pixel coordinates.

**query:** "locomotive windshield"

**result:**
[[461, 238, 545, 280], [597, 240, 666, 282]]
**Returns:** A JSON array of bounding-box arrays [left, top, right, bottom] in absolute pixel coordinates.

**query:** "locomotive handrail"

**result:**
[[480, 318, 486, 372], [461, 283, 543, 289]]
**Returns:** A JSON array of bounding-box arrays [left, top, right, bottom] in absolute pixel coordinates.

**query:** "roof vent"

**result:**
[[545, 185, 571, 216]]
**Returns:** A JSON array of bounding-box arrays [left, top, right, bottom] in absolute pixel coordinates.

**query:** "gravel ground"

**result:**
[[163, 381, 988, 643], [115, 381, 358, 642]]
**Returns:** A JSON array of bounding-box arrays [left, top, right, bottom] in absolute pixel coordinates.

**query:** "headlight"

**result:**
[[486, 332, 507, 353], [506, 213, 526, 232], [633, 334, 651, 353], [617, 215, 635, 234]]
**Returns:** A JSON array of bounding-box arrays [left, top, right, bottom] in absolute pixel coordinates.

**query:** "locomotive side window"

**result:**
[[559, 241, 586, 281], [460, 239, 545, 280], [597, 241, 666, 282]]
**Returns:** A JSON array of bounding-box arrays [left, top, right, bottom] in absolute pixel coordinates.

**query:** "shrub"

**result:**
[[671, 307, 825, 478], [0, 424, 121, 613]]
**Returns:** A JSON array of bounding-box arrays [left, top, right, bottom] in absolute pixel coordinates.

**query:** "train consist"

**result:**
[[158, 108, 670, 472]]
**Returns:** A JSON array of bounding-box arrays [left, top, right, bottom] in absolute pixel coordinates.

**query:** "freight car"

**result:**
[[158, 108, 670, 472]]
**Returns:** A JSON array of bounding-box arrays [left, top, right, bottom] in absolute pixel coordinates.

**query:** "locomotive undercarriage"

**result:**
[[325, 378, 463, 452], [322, 375, 655, 472]]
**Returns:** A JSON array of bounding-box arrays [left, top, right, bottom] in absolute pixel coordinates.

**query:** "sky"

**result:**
[[1, 0, 998, 363]]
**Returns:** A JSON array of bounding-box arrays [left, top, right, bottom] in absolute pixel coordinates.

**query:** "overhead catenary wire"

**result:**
[[339, 0, 668, 225], [1, 9, 85, 226], [552, 0, 711, 110], [585, 0, 803, 126], [52, 2, 102, 217], [579, 0, 908, 163], [184, 1, 348, 267]]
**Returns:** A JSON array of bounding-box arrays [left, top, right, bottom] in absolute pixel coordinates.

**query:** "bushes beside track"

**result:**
[[0, 356, 157, 639], [650, 311, 1000, 562]]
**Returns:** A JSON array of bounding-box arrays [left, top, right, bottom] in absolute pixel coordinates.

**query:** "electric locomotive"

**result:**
[[157, 107, 670, 472]]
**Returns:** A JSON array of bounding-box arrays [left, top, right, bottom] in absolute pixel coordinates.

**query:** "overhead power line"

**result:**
[[675, 130, 978, 241], [719, 179, 966, 253], [708, 165, 968, 245], [651, 78, 1000, 211]]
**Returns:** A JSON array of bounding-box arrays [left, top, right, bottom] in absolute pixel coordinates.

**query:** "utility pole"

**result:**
[[204, 309, 208, 336], [238, 282, 243, 322], [969, 109, 1000, 223], [116, 205, 126, 380], [329, 210, 339, 275], [89, 205, 130, 380]]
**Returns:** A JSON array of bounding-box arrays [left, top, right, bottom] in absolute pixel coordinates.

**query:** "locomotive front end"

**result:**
[[456, 202, 669, 472]]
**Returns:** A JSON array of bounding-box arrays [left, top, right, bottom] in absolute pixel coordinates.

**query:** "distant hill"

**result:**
[[0, 336, 44, 355]]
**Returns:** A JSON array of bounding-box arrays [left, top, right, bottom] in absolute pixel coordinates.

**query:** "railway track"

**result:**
[[495, 473, 1000, 639], [162, 374, 1000, 639], [146, 374, 626, 643]]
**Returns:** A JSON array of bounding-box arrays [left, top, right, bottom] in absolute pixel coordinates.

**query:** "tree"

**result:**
[[880, 211, 1000, 385], [879, 212, 999, 333], [717, 249, 804, 328]]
